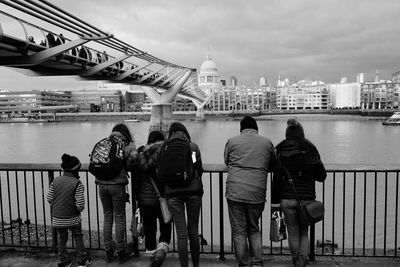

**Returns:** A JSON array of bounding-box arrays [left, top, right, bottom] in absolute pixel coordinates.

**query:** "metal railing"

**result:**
[[0, 163, 399, 259]]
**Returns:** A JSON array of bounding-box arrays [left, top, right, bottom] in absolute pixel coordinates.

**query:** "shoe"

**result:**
[[118, 242, 134, 264], [105, 240, 116, 263], [77, 256, 93, 267], [150, 242, 169, 267], [57, 260, 72, 267]]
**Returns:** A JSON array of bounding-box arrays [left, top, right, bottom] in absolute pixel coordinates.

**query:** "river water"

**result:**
[[0, 114, 399, 167], [0, 114, 399, 251]]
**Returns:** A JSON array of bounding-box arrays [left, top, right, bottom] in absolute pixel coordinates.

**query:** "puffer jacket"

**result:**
[[95, 131, 136, 185], [136, 140, 164, 207], [271, 138, 325, 204]]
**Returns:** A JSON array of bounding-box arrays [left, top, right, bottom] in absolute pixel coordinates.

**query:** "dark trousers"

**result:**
[[140, 204, 172, 251], [227, 199, 265, 267], [168, 195, 202, 267], [57, 223, 86, 263], [99, 184, 127, 253]]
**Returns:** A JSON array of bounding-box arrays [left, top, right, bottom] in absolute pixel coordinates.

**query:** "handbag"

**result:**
[[149, 176, 172, 224], [284, 168, 325, 227], [270, 210, 287, 242]]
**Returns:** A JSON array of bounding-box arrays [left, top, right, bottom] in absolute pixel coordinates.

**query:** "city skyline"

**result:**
[[1, 0, 400, 90]]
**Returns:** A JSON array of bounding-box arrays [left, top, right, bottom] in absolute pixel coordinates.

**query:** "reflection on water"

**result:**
[[0, 115, 399, 167]]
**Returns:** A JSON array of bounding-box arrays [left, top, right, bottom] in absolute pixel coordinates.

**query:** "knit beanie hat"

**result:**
[[240, 116, 258, 132], [285, 117, 305, 139], [61, 153, 81, 172], [169, 122, 191, 141], [147, 130, 165, 144], [112, 123, 132, 142]]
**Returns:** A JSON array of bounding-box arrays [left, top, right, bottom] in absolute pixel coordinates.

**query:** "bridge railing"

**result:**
[[0, 163, 399, 259]]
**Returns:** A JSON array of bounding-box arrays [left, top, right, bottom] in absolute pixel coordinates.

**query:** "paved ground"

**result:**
[[0, 249, 400, 267]]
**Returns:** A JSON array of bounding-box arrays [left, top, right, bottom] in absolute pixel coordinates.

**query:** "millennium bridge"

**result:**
[[0, 0, 209, 133]]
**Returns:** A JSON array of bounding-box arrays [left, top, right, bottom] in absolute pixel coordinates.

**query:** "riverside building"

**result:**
[[360, 81, 400, 110], [276, 78, 329, 110], [328, 82, 361, 109]]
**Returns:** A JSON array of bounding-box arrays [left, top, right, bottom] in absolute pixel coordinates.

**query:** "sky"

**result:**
[[1, 0, 400, 90]]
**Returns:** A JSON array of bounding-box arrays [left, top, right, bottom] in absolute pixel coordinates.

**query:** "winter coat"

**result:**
[[224, 128, 275, 204], [271, 138, 326, 204]]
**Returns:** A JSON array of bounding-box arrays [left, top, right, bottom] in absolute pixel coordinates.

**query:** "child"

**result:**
[[47, 154, 92, 267]]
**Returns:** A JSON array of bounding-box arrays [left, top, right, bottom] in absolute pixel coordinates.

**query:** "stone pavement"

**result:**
[[0, 249, 399, 267]]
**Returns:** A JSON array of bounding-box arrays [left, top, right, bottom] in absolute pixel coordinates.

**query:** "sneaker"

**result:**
[[118, 242, 134, 264], [77, 256, 93, 267], [57, 260, 72, 267], [145, 248, 157, 256], [150, 249, 167, 267], [105, 240, 116, 263]]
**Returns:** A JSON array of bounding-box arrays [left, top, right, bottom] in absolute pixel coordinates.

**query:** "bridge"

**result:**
[[0, 0, 209, 132]]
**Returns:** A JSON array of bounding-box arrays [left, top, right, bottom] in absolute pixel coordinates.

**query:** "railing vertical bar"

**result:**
[[363, 171, 367, 255], [352, 171, 356, 255], [95, 182, 100, 248], [23, 171, 31, 245], [6, 171, 14, 245], [384, 171, 388, 255], [395, 171, 399, 257], [209, 172, 214, 253], [218, 171, 225, 260], [0, 171, 5, 244], [15, 171, 22, 244], [40, 171, 48, 247], [85, 172, 92, 249], [48, 171, 57, 253], [321, 177, 325, 255], [373, 171, 377, 255], [342, 171, 345, 254], [200, 177, 204, 253], [32, 172, 39, 246], [332, 171, 336, 254]]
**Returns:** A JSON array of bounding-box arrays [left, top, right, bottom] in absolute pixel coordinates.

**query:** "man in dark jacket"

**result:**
[[224, 116, 275, 267], [272, 118, 326, 267]]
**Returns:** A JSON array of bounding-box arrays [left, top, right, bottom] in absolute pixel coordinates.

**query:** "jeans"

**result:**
[[281, 199, 313, 266], [99, 184, 127, 253], [57, 223, 87, 263], [168, 195, 202, 267], [140, 204, 172, 251], [227, 199, 264, 267]]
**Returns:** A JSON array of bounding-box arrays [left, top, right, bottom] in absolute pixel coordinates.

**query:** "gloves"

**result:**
[[271, 203, 281, 213]]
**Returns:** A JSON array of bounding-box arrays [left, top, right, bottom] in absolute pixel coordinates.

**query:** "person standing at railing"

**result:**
[[47, 154, 93, 267], [129, 130, 172, 267], [158, 122, 204, 267], [92, 123, 137, 264], [271, 118, 326, 267], [224, 116, 275, 267]]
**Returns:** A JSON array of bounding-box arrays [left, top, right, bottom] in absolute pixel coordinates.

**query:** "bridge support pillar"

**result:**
[[142, 70, 192, 136], [149, 104, 174, 135], [195, 107, 205, 120]]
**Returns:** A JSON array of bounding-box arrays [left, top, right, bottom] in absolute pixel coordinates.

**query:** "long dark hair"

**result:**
[[112, 123, 133, 142]]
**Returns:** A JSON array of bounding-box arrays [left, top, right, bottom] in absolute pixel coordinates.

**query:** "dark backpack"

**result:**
[[157, 135, 194, 186], [89, 136, 125, 180]]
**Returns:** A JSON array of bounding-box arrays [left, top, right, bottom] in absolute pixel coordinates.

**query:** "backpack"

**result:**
[[89, 136, 125, 180], [157, 135, 194, 186]]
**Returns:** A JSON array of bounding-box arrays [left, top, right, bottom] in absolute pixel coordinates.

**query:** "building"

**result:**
[[392, 71, 400, 83], [329, 82, 361, 109], [0, 90, 73, 114], [69, 89, 123, 112], [259, 76, 267, 87], [276, 79, 329, 110], [206, 86, 276, 111], [198, 51, 220, 96], [360, 81, 400, 110], [230, 76, 237, 86]]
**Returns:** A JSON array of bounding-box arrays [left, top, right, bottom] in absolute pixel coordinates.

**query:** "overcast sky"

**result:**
[[1, 0, 400, 90]]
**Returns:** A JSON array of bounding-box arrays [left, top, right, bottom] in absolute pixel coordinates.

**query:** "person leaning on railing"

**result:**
[[271, 118, 327, 267]]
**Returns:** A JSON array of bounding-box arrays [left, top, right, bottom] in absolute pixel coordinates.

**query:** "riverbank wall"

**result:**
[[12, 109, 397, 122]]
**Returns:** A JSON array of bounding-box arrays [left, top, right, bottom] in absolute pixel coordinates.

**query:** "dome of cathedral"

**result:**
[[200, 59, 218, 73]]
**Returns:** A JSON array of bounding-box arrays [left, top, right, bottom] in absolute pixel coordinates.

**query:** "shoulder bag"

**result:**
[[284, 168, 325, 227], [149, 176, 172, 224]]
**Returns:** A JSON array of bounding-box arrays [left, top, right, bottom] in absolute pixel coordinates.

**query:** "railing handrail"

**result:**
[[0, 163, 399, 172]]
